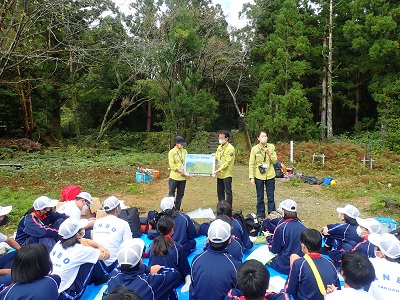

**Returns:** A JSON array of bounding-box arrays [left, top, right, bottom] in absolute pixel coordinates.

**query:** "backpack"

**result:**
[[232, 210, 246, 227], [146, 210, 165, 232], [244, 213, 262, 237], [274, 163, 284, 178], [118, 207, 142, 238], [60, 185, 81, 202]]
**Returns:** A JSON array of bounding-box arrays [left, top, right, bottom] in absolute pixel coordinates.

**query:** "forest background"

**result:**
[[1, 0, 400, 234]]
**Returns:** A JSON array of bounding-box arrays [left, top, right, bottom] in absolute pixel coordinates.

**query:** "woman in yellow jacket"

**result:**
[[249, 131, 277, 219], [168, 136, 188, 211]]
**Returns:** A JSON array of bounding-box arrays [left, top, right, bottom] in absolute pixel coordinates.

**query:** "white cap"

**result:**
[[280, 199, 297, 212], [208, 219, 231, 243], [76, 192, 93, 204], [369, 233, 400, 259], [117, 239, 145, 266], [336, 204, 360, 219], [58, 218, 89, 239], [356, 217, 382, 234], [102, 196, 120, 212], [33, 196, 59, 210], [0, 206, 12, 216], [160, 197, 175, 211]]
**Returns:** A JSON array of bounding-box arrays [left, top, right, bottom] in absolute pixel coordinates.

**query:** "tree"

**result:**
[[245, 0, 317, 139], [343, 0, 400, 148]]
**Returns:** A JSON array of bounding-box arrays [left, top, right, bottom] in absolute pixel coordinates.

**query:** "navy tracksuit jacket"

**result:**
[[148, 239, 191, 280], [108, 264, 181, 300], [266, 218, 306, 275], [190, 248, 241, 300]]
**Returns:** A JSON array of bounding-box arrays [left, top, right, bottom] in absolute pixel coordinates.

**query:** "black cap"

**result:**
[[174, 136, 186, 146]]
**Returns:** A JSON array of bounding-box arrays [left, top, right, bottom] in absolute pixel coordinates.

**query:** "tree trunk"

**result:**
[[146, 101, 152, 132], [70, 51, 80, 139], [355, 67, 360, 126], [327, 0, 333, 140], [48, 107, 62, 142], [321, 38, 327, 141]]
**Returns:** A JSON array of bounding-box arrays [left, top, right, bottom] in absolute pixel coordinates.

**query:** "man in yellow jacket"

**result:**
[[213, 130, 235, 207], [249, 131, 277, 219], [168, 136, 188, 211]]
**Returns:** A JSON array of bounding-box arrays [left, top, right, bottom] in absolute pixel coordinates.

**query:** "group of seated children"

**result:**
[[1, 192, 400, 300]]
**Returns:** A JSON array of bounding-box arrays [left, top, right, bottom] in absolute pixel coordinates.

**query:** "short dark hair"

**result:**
[[300, 228, 322, 253], [343, 214, 357, 225], [210, 239, 230, 251], [216, 215, 232, 227], [283, 210, 297, 219], [216, 200, 232, 217], [219, 130, 230, 139], [341, 252, 375, 289], [237, 260, 270, 300], [12, 243, 53, 283], [105, 284, 142, 300]]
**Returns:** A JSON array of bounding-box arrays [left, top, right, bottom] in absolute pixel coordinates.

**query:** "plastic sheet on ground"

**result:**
[[186, 207, 215, 219]]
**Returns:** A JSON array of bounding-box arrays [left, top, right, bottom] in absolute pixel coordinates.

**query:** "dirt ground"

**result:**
[[115, 165, 373, 230]]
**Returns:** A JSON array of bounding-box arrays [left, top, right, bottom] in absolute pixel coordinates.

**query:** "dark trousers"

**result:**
[[255, 178, 276, 218], [217, 177, 233, 207], [168, 178, 186, 211], [59, 263, 95, 300]]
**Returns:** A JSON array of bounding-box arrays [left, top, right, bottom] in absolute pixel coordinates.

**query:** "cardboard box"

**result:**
[[81, 197, 101, 217], [96, 209, 107, 219]]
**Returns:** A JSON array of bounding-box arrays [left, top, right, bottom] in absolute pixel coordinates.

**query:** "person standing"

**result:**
[[249, 131, 277, 219], [213, 130, 235, 207], [168, 136, 188, 211]]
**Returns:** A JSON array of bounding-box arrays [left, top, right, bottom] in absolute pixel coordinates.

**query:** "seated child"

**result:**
[[321, 204, 363, 254], [160, 197, 197, 256], [325, 252, 375, 299], [190, 219, 241, 300], [204, 215, 243, 262], [200, 201, 253, 250], [108, 238, 181, 300], [266, 199, 306, 275], [147, 216, 191, 288], [367, 233, 400, 300], [329, 217, 382, 263], [285, 228, 340, 300], [226, 259, 289, 300]]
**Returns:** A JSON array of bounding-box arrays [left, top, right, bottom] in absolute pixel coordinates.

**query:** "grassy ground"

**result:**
[[1, 139, 399, 235]]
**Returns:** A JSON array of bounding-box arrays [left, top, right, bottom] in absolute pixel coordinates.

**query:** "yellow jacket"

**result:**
[[168, 147, 187, 181], [249, 143, 277, 180], [215, 142, 235, 179]]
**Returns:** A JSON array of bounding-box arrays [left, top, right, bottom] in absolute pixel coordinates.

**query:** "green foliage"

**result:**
[[246, 83, 318, 140], [246, 0, 317, 141], [185, 131, 211, 154]]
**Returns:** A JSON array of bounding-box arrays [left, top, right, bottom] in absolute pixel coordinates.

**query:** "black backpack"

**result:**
[[232, 210, 246, 227], [244, 213, 262, 237], [274, 163, 284, 178], [118, 207, 142, 238]]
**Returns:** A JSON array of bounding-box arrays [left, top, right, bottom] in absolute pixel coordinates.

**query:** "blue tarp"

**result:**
[[81, 235, 286, 300]]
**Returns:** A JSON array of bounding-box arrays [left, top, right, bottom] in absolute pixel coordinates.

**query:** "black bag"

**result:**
[[258, 166, 266, 174], [232, 210, 246, 227], [146, 210, 160, 231], [192, 219, 201, 237], [274, 163, 284, 178], [244, 213, 262, 237], [118, 207, 142, 238]]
